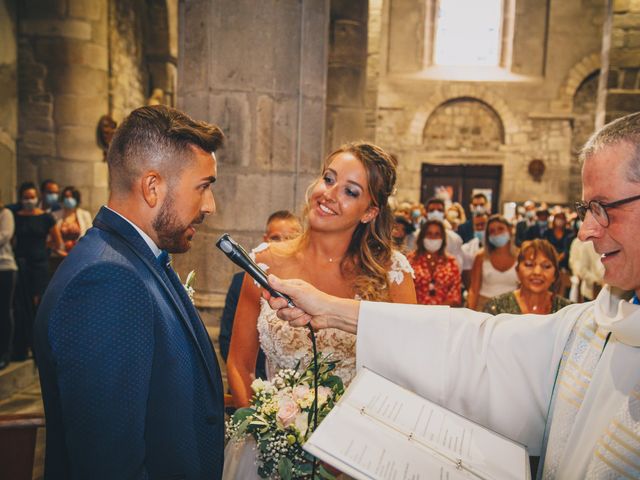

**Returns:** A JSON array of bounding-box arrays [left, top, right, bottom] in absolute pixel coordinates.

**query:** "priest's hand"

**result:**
[[264, 275, 360, 334]]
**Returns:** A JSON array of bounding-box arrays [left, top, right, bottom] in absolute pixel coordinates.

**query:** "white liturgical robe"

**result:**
[[356, 286, 640, 479]]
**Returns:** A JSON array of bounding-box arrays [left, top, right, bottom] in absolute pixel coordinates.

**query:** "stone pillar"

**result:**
[[598, 0, 640, 125], [177, 0, 330, 308], [18, 0, 109, 213], [0, 0, 17, 205], [325, 0, 369, 152]]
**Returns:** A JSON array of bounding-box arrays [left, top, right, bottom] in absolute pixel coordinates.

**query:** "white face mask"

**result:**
[[423, 238, 443, 253], [427, 210, 445, 222]]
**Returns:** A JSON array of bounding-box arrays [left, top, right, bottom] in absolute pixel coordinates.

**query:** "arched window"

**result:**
[[433, 0, 503, 66]]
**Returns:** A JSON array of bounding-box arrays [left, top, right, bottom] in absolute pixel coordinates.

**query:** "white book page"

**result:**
[[305, 405, 476, 480], [305, 368, 529, 480]]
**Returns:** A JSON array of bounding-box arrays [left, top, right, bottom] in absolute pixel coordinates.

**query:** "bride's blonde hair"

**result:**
[[296, 142, 398, 301]]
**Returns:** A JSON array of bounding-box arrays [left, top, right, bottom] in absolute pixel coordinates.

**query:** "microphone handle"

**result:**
[[226, 248, 295, 308]]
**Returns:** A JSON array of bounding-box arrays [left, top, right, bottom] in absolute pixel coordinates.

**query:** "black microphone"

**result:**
[[216, 233, 296, 308]]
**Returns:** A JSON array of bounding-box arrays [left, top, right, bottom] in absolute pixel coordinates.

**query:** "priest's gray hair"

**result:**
[[580, 111, 640, 183]]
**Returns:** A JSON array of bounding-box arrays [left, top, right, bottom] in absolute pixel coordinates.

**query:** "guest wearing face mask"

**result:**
[[515, 200, 536, 247], [446, 202, 466, 232], [425, 198, 464, 271], [467, 215, 518, 311], [457, 193, 490, 242], [409, 220, 461, 306], [12, 182, 66, 360], [525, 208, 550, 240], [54, 186, 93, 253], [39, 179, 62, 213]]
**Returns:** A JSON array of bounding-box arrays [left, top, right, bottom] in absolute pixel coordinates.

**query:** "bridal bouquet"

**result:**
[[226, 356, 345, 479]]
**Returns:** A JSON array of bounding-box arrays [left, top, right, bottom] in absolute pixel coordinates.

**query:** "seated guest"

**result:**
[[467, 215, 518, 311], [409, 220, 461, 306], [218, 210, 302, 379], [54, 186, 93, 252], [484, 239, 572, 315]]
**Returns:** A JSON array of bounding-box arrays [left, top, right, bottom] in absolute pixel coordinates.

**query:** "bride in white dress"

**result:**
[[223, 142, 417, 479]]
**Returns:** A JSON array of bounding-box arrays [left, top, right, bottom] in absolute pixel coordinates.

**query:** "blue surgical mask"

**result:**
[[411, 209, 421, 219], [474, 230, 485, 244], [63, 197, 77, 210], [537, 220, 548, 228], [472, 205, 486, 215], [45, 192, 59, 206], [489, 233, 511, 248], [525, 210, 535, 219], [427, 210, 445, 222]]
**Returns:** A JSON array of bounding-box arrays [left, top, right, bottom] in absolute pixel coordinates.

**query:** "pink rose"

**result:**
[[277, 395, 300, 428]]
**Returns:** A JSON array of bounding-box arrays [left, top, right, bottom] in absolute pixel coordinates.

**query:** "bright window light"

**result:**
[[434, 0, 503, 66]]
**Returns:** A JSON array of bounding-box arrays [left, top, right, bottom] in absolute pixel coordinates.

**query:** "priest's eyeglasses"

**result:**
[[575, 193, 640, 227]]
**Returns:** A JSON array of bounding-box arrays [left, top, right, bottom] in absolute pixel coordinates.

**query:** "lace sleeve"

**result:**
[[388, 250, 415, 285], [248, 242, 270, 287]]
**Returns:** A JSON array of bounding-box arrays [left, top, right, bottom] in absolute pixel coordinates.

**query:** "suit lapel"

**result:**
[[92, 207, 220, 393]]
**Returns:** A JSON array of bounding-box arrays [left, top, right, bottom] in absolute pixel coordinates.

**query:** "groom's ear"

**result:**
[[140, 171, 164, 208]]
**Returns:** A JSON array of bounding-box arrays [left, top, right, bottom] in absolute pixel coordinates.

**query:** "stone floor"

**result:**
[[0, 360, 44, 480]]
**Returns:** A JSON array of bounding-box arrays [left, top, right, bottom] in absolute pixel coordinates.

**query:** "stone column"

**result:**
[[325, 0, 369, 152], [177, 0, 330, 309], [0, 0, 17, 205], [597, 0, 640, 126], [18, 0, 109, 212]]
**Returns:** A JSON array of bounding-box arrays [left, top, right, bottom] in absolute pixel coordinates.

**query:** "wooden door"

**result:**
[[420, 163, 503, 217]]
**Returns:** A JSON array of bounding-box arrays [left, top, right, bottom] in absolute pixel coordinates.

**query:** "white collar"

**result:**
[[594, 285, 640, 347], [105, 206, 162, 258]]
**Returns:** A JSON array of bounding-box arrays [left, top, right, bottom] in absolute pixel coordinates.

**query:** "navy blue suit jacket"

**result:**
[[34, 207, 224, 479]]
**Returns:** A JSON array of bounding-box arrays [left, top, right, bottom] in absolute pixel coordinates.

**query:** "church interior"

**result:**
[[1, 0, 639, 478]]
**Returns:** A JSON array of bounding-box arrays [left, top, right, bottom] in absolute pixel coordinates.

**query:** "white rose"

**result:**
[[294, 412, 308, 437]]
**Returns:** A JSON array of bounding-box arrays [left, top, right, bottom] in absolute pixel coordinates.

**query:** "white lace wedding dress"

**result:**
[[222, 245, 414, 479]]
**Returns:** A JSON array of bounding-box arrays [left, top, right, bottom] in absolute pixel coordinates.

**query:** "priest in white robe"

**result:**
[[265, 111, 640, 479]]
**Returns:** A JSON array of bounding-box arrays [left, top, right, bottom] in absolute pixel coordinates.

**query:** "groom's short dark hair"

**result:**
[[107, 105, 224, 193]]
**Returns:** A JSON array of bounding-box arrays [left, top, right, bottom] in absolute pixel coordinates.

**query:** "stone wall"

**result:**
[[177, 0, 330, 305], [13, 0, 176, 213], [604, 0, 640, 122], [17, 0, 109, 213], [372, 0, 605, 208], [109, 0, 148, 123], [325, 0, 369, 152], [0, 0, 17, 205]]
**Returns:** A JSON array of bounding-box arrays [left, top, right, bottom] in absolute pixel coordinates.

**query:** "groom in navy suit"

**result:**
[[34, 105, 225, 479]]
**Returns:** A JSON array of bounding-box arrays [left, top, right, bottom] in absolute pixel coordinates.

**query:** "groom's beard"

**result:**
[[152, 193, 204, 253]]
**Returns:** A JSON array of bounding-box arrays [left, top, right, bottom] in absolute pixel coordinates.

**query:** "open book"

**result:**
[[304, 368, 530, 480]]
